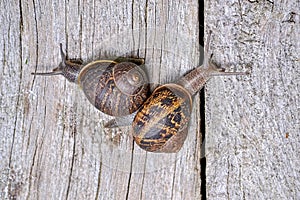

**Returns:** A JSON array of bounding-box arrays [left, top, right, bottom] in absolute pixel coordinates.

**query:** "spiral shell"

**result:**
[[132, 83, 192, 153], [79, 60, 149, 116]]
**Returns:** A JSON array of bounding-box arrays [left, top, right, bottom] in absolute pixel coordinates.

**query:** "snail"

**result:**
[[31, 44, 150, 116], [131, 33, 249, 153]]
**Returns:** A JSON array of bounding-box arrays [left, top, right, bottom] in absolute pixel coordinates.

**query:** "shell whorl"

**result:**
[[132, 84, 192, 153], [113, 62, 148, 96], [79, 60, 149, 116]]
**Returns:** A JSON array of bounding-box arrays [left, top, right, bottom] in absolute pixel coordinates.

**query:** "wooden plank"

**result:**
[[205, 0, 300, 199], [1, 1, 203, 199]]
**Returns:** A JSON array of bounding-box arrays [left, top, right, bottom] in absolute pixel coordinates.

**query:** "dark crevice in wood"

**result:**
[[199, 0, 206, 200], [200, 89, 206, 200], [32, 0, 39, 66], [25, 1, 39, 200], [170, 155, 177, 200], [64, 0, 68, 48], [26, 138, 38, 200], [91, 2, 96, 59], [131, 0, 134, 30], [79, 13, 83, 57], [65, 127, 77, 200], [139, 153, 147, 200], [199, 2, 204, 47], [125, 140, 135, 200], [95, 160, 102, 200], [143, 0, 149, 59], [200, 155, 206, 200]]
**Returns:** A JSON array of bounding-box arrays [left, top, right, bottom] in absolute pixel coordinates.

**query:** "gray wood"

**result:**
[[1, 1, 202, 200], [3, 1, 299, 200], [205, 0, 300, 199]]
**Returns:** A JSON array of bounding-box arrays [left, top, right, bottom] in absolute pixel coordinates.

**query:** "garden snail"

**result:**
[[31, 44, 150, 116], [131, 33, 249, 153]]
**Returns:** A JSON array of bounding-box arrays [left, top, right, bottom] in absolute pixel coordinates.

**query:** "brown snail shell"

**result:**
[[132, 84, 192, 153], [31, 44, 150, 117], [78, 60, 149, 116]]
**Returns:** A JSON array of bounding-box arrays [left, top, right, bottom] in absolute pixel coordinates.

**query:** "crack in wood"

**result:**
[[200, 90, 206, 200], [139, 153, 147, 200], [65, 119, 77, 200], [95, 160, 102, 200], [199, 0, 206, 199], [125, 140, 135, 200]]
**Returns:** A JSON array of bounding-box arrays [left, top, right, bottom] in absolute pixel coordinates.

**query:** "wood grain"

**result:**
[[1, 1, 201, 199], [1, 0, 299, 199], [205, 0, 300, 199]]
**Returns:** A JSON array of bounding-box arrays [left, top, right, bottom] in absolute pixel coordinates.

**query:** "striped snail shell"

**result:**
[[32, 44, 150, 116], [132, 83, 192, 153]]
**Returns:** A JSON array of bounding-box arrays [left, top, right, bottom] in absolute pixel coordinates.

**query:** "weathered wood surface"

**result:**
[[205, 0, 300, 199], [1, 0, 300, 200], [1, 1, 202, 199]]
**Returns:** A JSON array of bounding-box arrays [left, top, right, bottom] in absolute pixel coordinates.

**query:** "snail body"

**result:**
[[132, 35, 248, 153], [32, 44, 149, 116]]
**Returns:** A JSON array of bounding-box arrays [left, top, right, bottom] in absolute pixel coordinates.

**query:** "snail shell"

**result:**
[[32, 44, 150, 117], [132, 84, 192, 153], [78, 60, 149, 116]]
